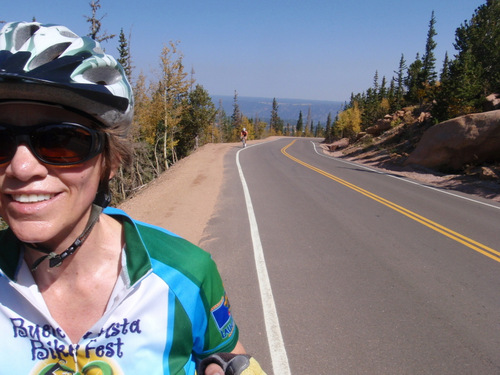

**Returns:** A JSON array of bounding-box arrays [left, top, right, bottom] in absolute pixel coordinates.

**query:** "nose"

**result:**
[[4, 143, 49, 181]]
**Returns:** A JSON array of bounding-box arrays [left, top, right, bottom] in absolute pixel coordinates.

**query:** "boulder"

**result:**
[[484, 93, 500, 111], [405, 110, 500, 170], [366, 117, 392, 135], [417, 111, 431, 123], [328, 138, 349, 151]]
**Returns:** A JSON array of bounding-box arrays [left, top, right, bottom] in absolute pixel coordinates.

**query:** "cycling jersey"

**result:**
[[0, 207, 239, 374]]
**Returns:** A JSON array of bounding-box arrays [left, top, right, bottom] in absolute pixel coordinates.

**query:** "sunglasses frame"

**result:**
[[0, 122, 106, 166]]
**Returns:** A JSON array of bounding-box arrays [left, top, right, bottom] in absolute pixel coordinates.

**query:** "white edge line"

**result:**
[[236, 146, 292, 375], [311, 141, 500, 211]]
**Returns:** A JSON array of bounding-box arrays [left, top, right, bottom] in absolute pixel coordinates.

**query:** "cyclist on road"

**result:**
[[240, 127, 248, 147], [0, 21, 265, 375]]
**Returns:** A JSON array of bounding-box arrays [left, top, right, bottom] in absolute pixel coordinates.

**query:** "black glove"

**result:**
[[198, 353, 267, 375]]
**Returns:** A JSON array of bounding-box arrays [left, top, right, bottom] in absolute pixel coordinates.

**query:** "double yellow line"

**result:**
[[282, 140, 500, 263]]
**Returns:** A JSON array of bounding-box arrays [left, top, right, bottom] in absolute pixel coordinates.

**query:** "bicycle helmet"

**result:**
[[0, 21, 133, 134]]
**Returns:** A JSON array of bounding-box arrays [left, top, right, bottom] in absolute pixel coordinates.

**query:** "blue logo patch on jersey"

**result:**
[[211, 294, 234, 338]]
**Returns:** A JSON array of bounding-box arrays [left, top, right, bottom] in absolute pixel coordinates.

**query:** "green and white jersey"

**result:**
[[0, 207, 239, 374]]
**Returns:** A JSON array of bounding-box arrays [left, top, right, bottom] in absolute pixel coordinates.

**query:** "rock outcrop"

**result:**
[[484, 93, 500, 111], [405, 110, 500, 170], [327, 137, 349, 151]]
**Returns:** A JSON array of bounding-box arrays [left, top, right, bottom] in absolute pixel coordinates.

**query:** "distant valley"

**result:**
[[211, 95, 344, 125]]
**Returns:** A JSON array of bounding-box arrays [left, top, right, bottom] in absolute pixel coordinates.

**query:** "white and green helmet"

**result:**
[[0, 21, 133, 133]]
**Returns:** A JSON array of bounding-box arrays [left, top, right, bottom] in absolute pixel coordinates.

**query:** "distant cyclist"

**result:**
[[240, 127, 248, 147]]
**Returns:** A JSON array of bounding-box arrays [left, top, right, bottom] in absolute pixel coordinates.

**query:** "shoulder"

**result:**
[[105, 207, 217, 284]]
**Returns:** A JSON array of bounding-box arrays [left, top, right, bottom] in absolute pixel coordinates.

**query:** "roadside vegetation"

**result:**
[[325, 2, 500, 145]]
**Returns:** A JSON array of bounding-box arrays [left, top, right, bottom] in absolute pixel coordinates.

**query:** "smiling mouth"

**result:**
[[12, 194, 55, 203]]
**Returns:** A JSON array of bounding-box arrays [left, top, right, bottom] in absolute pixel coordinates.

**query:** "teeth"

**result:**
[[12, 194, 54, 203]]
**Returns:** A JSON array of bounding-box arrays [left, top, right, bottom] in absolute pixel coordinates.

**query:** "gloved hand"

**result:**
[[198, 353, 267, 375]]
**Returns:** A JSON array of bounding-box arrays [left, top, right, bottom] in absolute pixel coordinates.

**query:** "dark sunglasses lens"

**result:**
[[0, 127, 17, 164], [32, 125, 95, 164]]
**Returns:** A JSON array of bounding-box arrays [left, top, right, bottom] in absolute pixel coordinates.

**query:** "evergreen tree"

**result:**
[[405, 53, 423, 103], [440, 52, 451, 84], [296, 110, 304, 134], [388, 78, 396, 112], [453, 0, 500, 94], [421, 11, 438, 85], [379, 76, 387, 100], [394, 54, 407, 109], [325, 112, 332, 142], [314, 121, 322, 137], [231, 90, 242, 136], [269, 98, 284, 134], [117, 28, 132, 82], [372, 70, 379, 98], [434, 1, 500, 119]]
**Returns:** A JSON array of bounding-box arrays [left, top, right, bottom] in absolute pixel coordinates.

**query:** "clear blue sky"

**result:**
[[2, 0, 486, 102]]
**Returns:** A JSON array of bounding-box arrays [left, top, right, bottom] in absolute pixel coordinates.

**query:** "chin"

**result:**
[[7, 220, 56, 245]]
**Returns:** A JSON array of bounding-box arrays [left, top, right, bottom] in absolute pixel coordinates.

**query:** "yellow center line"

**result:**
[[281, 140, 500, 263]]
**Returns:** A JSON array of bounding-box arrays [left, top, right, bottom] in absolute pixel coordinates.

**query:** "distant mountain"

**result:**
[[211, 95, 344, 124]]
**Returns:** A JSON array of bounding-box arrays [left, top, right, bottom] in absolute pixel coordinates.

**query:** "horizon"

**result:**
[[211, 95, 344, 124]]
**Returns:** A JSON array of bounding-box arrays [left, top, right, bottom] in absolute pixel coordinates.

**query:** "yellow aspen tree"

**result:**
[[132, 73, 151, 141], [337, 101, 362, 139], [158, 41, 192, 169]]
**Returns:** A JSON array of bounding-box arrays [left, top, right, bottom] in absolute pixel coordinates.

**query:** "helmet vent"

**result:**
[[29, 42, 72, 69], [83, 66, 121, 85], [59, 30, 78, 39], [14, 24, 40, 50]]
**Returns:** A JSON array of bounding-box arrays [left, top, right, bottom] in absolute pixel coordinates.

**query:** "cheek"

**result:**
[[58, 161, 103, 200]]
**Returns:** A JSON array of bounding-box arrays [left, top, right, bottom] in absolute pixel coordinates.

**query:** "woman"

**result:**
[[0, 22, 264, 375]]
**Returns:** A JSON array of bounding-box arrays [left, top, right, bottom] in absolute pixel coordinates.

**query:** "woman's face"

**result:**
[[0, 102, 106, 250]]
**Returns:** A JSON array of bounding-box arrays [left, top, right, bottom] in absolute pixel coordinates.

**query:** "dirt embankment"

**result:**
[[321, 144, 500, 202], [119, 143, 235, 245]]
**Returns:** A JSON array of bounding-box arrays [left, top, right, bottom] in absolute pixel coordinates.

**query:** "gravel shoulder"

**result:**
[[119, 142, 236, 245]]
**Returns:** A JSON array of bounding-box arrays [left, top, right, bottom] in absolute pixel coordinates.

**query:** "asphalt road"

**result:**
[[202, 138, 500, 375]]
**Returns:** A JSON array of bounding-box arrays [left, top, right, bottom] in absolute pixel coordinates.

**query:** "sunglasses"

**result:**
[[0, 123, 106, 166]]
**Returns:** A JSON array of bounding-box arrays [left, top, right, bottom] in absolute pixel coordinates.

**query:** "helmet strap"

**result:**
[[28, 201, 105, 272]]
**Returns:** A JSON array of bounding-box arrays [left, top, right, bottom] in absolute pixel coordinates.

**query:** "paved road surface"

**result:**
[[202, 138, 500, 375]]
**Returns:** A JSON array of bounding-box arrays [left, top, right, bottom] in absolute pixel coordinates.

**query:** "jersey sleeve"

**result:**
[[195, 256, 239, 357]]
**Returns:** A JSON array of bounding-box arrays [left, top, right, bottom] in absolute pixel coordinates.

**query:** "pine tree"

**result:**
[[231, 91, 242, 139], [434, 1, 500, 119], [296, 110, 303, 134], [325, 112, 332, 142], [117, 28, 132, 82], [379, 76, 387, 100], [453, 0, 500, 94], [440, 52, 451, 84], [269, 98, 283, 134], [394, 54, 407, 109], [372, 70, 379, 98], [405, 53, 423, 103], [421, 11, 438, 85]]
